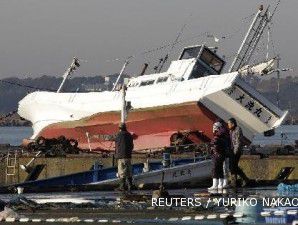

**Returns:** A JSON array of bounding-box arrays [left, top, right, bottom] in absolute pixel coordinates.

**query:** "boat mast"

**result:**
[[121, 85, 127, 123], [229, 5, 270, 72], [57, 57, 80, 93], [276, 54, 281, 107], [112, 58, 131, 91]]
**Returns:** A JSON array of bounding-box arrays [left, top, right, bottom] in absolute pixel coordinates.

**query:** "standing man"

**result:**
[[115, 123, 134, 192], [227, 118, 250, 187]]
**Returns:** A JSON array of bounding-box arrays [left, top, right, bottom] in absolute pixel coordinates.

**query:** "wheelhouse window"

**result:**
[[200, 48, 224, 73], [156, 77, 168, 83], [140, 80, 154, 86], [128, 81, 139, 87], [179, 46, 201, 60]]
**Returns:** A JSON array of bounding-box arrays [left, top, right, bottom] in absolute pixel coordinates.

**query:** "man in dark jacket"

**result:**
[[115, 123, 134, 192], [227, 118, 249, 187]]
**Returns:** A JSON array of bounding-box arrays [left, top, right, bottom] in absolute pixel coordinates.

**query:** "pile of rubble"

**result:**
[[25, 136, 80, 156]]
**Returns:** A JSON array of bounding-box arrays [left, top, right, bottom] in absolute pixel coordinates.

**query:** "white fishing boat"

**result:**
[[18, 5, 288, 152]]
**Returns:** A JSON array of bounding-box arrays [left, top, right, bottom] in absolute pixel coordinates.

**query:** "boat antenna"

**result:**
[[157, 16, 190, 73], [269, 0, 281, 21], [57, 57, 81, 93]]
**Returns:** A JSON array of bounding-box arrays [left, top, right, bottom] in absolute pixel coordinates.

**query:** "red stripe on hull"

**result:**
[[38, 102, 218, 152]]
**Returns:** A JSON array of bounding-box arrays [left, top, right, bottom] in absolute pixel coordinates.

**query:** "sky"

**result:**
[[0, 0, 297, 79]]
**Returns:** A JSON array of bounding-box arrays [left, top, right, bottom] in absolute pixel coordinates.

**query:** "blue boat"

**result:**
[[1, 157, 212, 193]]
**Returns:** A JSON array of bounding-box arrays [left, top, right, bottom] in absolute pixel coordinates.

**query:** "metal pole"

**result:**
[[229, 6, 263, 72], [266, 21, 271, 61], [25, 151, 42, 167], [112, 154, 115, 167], [57, 68, 71, 93], [139, 63, 149, 76], [20, 151, 42, 173], [57, 58, 79, 93], [86, 132, 92, 152], [121, 85, 127, 123], [112, 59, 130, 91], [276, 55, 280, 107]]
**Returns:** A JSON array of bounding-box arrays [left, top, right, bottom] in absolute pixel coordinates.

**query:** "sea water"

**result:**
[[0, 126, 32, 146]]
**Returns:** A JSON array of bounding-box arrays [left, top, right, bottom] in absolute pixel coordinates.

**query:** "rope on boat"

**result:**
[[104, 10, 257, 66]]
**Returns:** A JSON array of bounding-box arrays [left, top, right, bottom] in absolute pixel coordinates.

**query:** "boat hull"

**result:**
[[95, 159, 212, 188], [36, 102, 217, 152], [18, 73, 287, 153]]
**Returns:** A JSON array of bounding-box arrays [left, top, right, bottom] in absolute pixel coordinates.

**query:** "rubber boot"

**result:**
[[218, 178, 223, 190], [230, 174, 237, 188], [241, 177, 250, 187], [126, 177, 136, 193], [208, 179, 218, 191], [222, 178, 229, 189], [239, 172, 250, 187], [115, 178, 126, 192]]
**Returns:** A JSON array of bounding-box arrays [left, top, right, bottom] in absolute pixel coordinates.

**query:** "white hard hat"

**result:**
[[213, 122, 223, 133]]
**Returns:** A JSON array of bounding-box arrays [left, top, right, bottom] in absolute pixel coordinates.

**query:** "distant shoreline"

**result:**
[[0, 124, 30, 127], [0, 113, 31, 127]]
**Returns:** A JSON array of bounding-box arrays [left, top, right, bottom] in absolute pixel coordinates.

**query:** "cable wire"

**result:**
[[0, 79, 56, 91]]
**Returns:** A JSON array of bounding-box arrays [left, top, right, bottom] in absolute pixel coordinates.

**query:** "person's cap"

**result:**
[[216, 118, 225, 124]]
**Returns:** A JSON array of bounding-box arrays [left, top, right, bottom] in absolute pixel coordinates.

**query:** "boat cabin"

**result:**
[[127, 45, 226, 88], [179, 45, 225, 78]]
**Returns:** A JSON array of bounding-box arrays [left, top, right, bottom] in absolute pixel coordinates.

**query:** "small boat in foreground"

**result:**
[[0, 157, 212, 193]]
